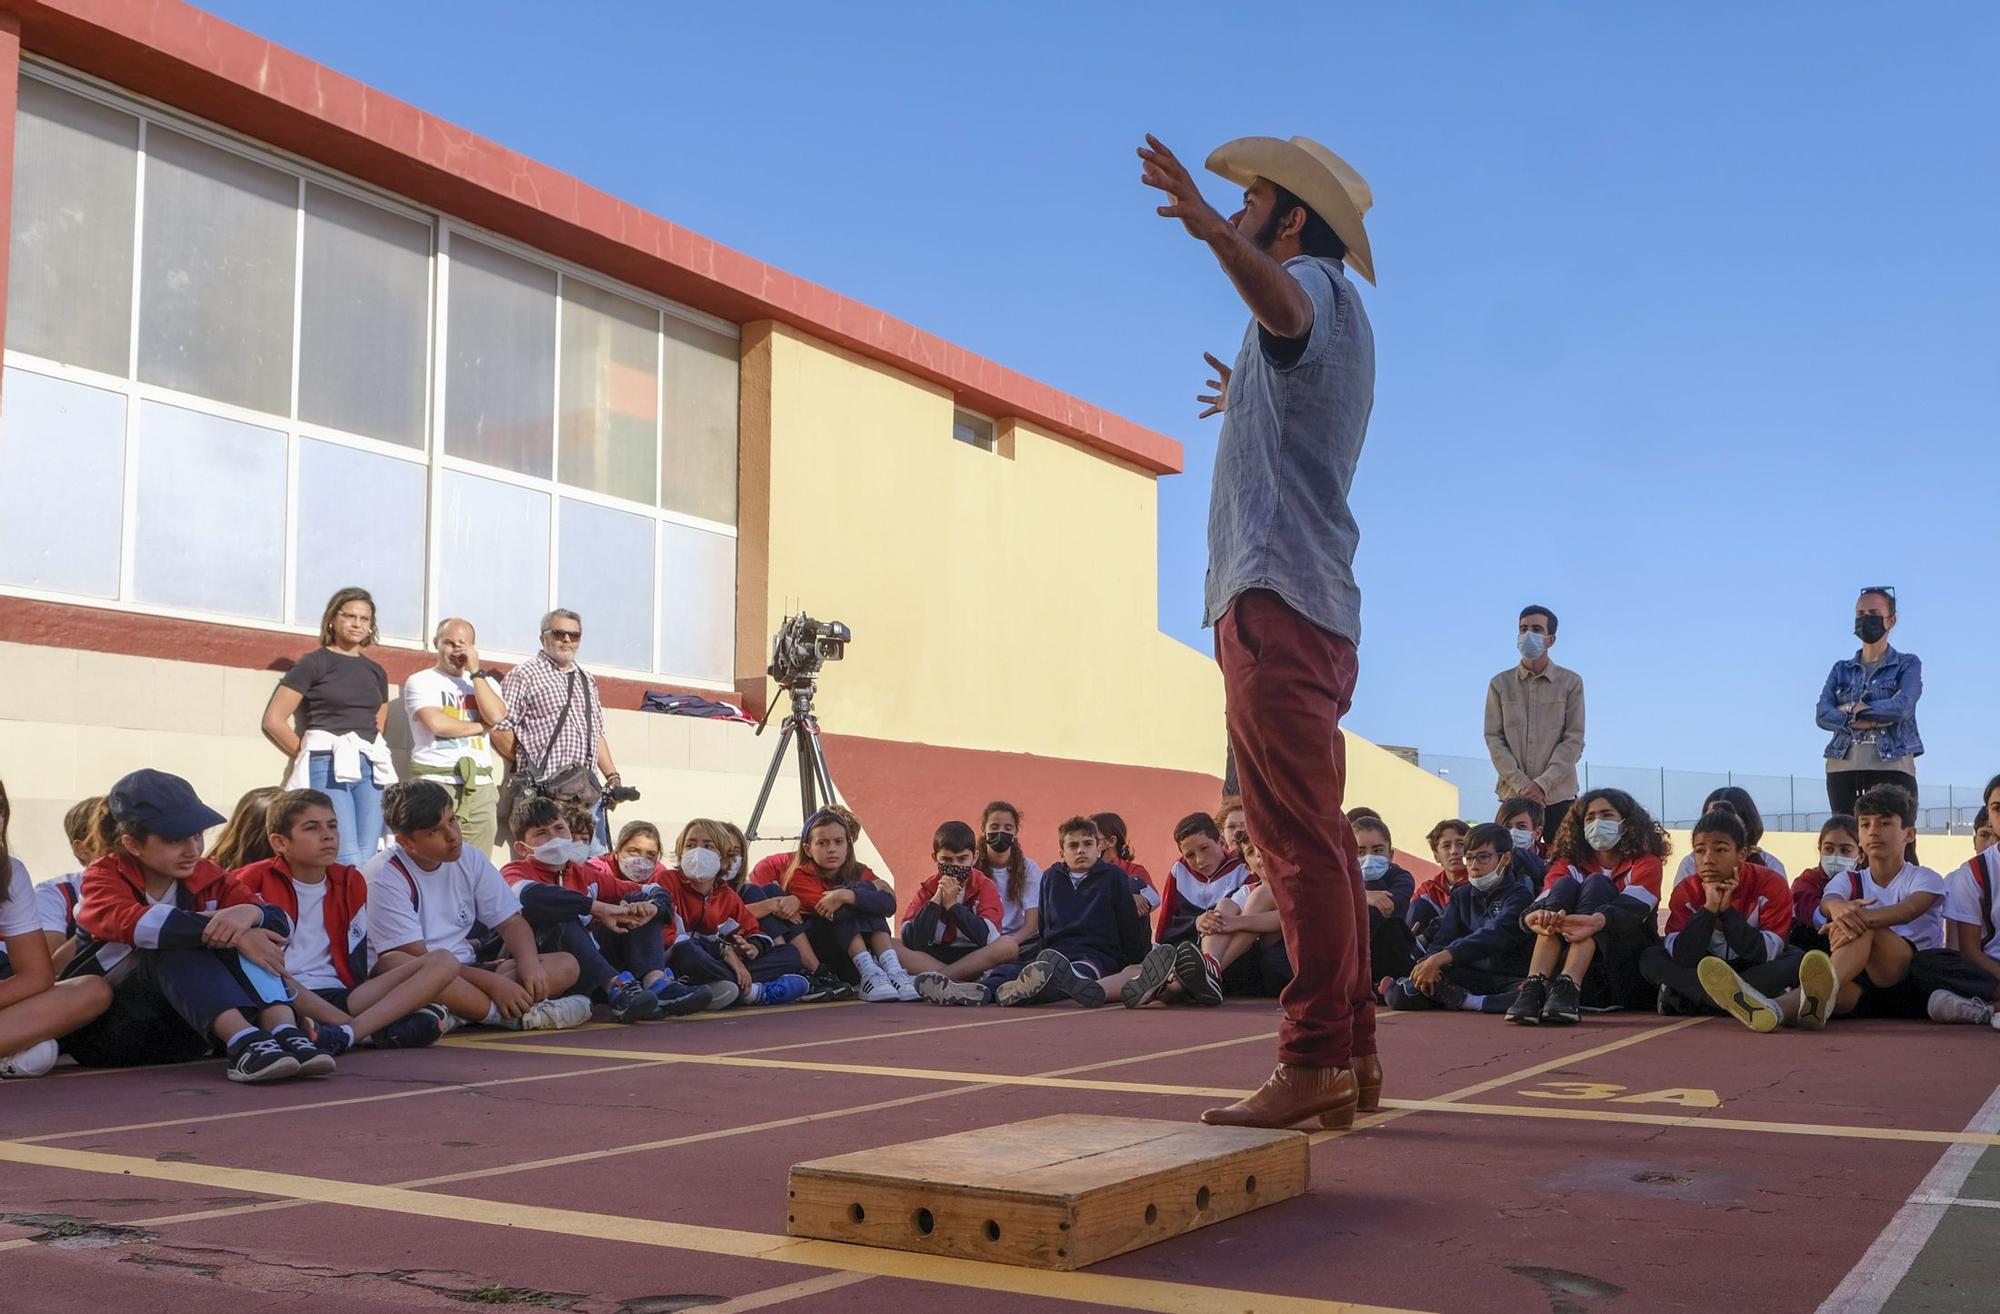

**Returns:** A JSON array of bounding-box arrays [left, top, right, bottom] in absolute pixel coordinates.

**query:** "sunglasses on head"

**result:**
[[1859, 586, 1895, 600]]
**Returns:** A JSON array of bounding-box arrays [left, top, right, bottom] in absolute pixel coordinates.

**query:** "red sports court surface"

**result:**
[[4, 1000, 1999, 1313]]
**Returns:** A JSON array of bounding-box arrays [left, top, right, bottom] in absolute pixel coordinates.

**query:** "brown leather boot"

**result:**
[[1201, 1064, 1358, 1129], [1352, 1053, 1383, 1112]]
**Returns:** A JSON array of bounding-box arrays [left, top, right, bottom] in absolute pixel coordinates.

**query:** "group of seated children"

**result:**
[[1376, 778, 2000, 1037]]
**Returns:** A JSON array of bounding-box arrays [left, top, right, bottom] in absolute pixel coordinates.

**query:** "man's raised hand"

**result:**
[[1197, 351, 1231, 418], [1139, 135, 1227, 242]]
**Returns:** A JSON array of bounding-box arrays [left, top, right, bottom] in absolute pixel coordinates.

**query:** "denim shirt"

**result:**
[[1815, 646, 1924, 763], [1203, 255, 1375, 644]]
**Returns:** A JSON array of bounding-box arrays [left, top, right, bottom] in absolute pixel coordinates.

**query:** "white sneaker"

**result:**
[[1927, 990, 1996, 1027], [0, 1039, 58, 1078], [889, 971, 920, 1002], [505, 995, 594, 1031], [858, 974, 903, 1003]]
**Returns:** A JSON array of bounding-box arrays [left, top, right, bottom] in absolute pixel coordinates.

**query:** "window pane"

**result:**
[[7, 80, 138, 374], [444, 237, 555, 477], [439, 469, 549, 654], [556, 500, 654, 671], [0, 368, 125, 596], [559, 278, 658, 500], [952, 409, 995, 451], [300, 184, 430, 447], [137, 128, 297, 415], [292, 440, 426, 640], [133, 400, 284, 618], [657, 520, 735, 682], [660, 316, 738, 524]]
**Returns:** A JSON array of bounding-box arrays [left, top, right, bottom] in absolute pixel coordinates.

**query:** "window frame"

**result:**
[[951, 406, 998, 454]]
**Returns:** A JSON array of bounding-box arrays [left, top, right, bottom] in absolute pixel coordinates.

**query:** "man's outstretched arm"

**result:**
[[1138, 134, 1311, 340]]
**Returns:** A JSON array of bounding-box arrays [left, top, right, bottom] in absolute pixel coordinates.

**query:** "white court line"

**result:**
[[1816, 1079, 2000, 1313]]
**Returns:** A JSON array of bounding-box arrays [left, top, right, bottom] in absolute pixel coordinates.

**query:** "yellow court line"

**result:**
[[1386, 1098, 2000, 1149], [697, 1271, 877, 1311], [461, 999, 866, 1044]]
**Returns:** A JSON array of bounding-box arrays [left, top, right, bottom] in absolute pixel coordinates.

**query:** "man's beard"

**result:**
[[1250, 207, 1285, 252]]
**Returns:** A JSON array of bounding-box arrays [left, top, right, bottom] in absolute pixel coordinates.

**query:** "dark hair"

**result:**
[[1091, 812, 1134, 862], [1347, 805, 1382, 824], [63, 795, 104, 847], [383, 780, 454, 836], [981, 801, 1028, 905], [1426, 818, 1470, 852], [1497, 797, 1545, 830], [266, 788, 336, 843], [91, 797, 157, 860], [1057, 815, 1100, 842], [1519, 605, 1558, 636], [1977, 806, 1991, 830], [1269, 184, 1347, 261], [1550, 788, 1671, 868], [318, 586, 380, 647], [209, 786, 281, 870], [1855, 782, 1915, 827], [1691, 806, 1747, 849], [614, 819, 662, 853], [509, 794, 564, 839], [796, 811, 862, 887], [932, 820, 979, 856], [1464, 822, 1514, 865], [1818, 813, 1859, 846], [1983, 774, 2000, 807], [1172, 811, 1222, 846], [1352, 814, 1392, 845], [1858, 587, 1898, 617], [1701, 786, 1765, 847]]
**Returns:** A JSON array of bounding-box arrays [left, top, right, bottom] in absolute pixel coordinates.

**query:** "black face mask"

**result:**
[[985, 831, 1015, 854], [1854, 615, 1888, 644]]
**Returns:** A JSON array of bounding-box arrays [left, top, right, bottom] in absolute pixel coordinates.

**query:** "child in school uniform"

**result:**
[[1353, 815, 1417, 985], [986, 817, 1156, 1009], [0, 780, 112, 1078], [1907, 775, 2000, 1027], [662, 817, 811, 1008], [1092, 811, 1162, 922], [1383, 822, 1535, 1014], [1118, 812, 1246, 1008], [364, 781, 590, 1032], [1408, 818, 1472, 950], [1497, 796, 1548, 864], [904, 820, 1018, 1005], [717, 819, 852, 1002], [30, 795, 104, 973], [1216, 797, 1249, 854], [67, 770, 323, 1082], [1505, 788, 1666, 1026], [786, 808, 910, 1002], [1787, 815, 1861, 953], [1702, 784, 1945, 1032], [979, 801, 1043, 949], [1195, 834, 1291, 999], [500, 796, 712, 1021], [1638, 805, 1800, 1024]]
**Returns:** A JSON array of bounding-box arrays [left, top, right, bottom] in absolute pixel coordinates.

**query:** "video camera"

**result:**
[[768, 611, 851, 688]]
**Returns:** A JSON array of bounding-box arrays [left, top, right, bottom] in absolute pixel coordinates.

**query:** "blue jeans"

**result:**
[[308, 752, 385, 867]]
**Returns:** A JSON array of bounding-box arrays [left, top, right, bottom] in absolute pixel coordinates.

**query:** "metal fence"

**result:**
[[1410, 752, 1986, 835]]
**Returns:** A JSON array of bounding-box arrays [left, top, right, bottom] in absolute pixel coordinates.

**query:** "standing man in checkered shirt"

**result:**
[[491, 609, 626, 847]]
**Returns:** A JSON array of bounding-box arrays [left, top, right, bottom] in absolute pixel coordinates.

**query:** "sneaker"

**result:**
[[1795, 950, 1837, 1031], [1034, 950, 1106, 1008], [702, 980, 741, 1011], [310, 1022, 356, 1058], [756, 974, 812, 1006], [858, 974, 903, 1003], [914, 972, 988, 1006], [1927, 990, 1996, 1027], [1541, 974, 1582, 1025], [889, 971, 921, 1003], [1382, 978, 1435, 1011], [609, 979, 664, 1024], [800, 972, 856, 1004], [1507, 975, 1549, 1025], [995, 957, 1054, 1007], [1121, 943, 1178, 1008], [1172, 941, 1224, 1007], [1657, 985, 1696, 1017], [0, 1039, 59, 1079], [373, 1005, 447, 1050], [1697, 957, 1781, 1033], [226, 1030, 301, 1084], [273, 1028, 336, 1077], [649, 978, 713, 1017], [1418, 972, 1469, 1011], [505, 995, 595, 1031]]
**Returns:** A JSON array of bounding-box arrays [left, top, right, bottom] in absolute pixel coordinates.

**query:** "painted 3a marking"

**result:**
[[1520, 1081, 1722, 1108]]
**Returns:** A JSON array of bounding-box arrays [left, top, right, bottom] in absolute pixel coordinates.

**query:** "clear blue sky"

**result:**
[[198, 1, 1999, 795]]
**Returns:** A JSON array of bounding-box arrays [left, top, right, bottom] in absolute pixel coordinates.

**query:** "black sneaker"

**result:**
[[1419, 972, 1470, 1011], [227, 1030, 302, 1084], [1506, 975, 1550, 1025], [1172, 941, 1224, 1007], [311, 1021, 356, 1057], [609, 980, 664, 1023], [273, 1027, 336, 1077], [1656, 985, 1694, 1017], [1541, 974, 1582, 1025], [1121, 943, 1177, 1008], [648, 977, 713, 1016], [1036, 950, 1106, 1008], [800, 972, 856, 1003], [374, 1004, 448, 1050]]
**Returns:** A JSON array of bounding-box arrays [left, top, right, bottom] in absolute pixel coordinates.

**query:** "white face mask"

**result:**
[[530, 837, 591, 868], [1584, 818, 1622, 851], [1517, 631, 1547, 662], [619, 854, 656, 882], [679, 847, 722, 884], [1358, 853, 1390, 881], [1468, 866, 1506, 893], [1820, 853, 1858, 879], [1509, 827, 1536, 851]]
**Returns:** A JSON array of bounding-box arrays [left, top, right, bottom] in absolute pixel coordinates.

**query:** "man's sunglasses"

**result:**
[[1859, 585, 1895, 599], [545, 628, 582, 641]]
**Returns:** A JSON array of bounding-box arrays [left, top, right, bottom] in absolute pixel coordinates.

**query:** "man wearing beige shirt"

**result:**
[[1484, 605, 1586, 842]]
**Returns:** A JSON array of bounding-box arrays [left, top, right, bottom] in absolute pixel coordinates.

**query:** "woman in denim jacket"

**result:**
[[1816, 588, 1922, 815]]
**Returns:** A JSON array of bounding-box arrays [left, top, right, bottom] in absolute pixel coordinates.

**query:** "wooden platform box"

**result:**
[[787, 1114, 1309, 1271]]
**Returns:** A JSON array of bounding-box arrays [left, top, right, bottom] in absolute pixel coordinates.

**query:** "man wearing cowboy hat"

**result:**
[[1139, 133, 1380, 1131]]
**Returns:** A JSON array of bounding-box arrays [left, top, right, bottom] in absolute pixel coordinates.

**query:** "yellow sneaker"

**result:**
[[1796, 950, 1837, 1031], [1698, 957, 1780, 1033]]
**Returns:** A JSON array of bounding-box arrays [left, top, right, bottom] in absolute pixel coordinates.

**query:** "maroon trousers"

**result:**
[[1215, 589, 1374, 1068]]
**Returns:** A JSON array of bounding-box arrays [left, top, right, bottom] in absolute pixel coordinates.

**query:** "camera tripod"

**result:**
[[745, 678, 843, 841]]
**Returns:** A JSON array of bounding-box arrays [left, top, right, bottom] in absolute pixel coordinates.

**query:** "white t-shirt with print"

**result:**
[[364, 843, 521, 965], [988, 857, 1042, 937], [403, 667, 494, 775], [1, 858, 38, 940], [1817, 861, 1948, 951], [1943, 845, 2000, 958]]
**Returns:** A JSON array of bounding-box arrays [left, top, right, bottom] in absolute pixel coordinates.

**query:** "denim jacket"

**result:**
[[1816, 646, 1923, 763]]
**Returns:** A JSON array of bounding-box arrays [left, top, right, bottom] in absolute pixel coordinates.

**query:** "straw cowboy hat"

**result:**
[[1204, 135, 1376, 285]]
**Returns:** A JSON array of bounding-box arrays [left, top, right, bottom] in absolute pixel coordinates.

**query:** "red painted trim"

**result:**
[[0, 595, 759, 715], [2, 0, 1181, 477]]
